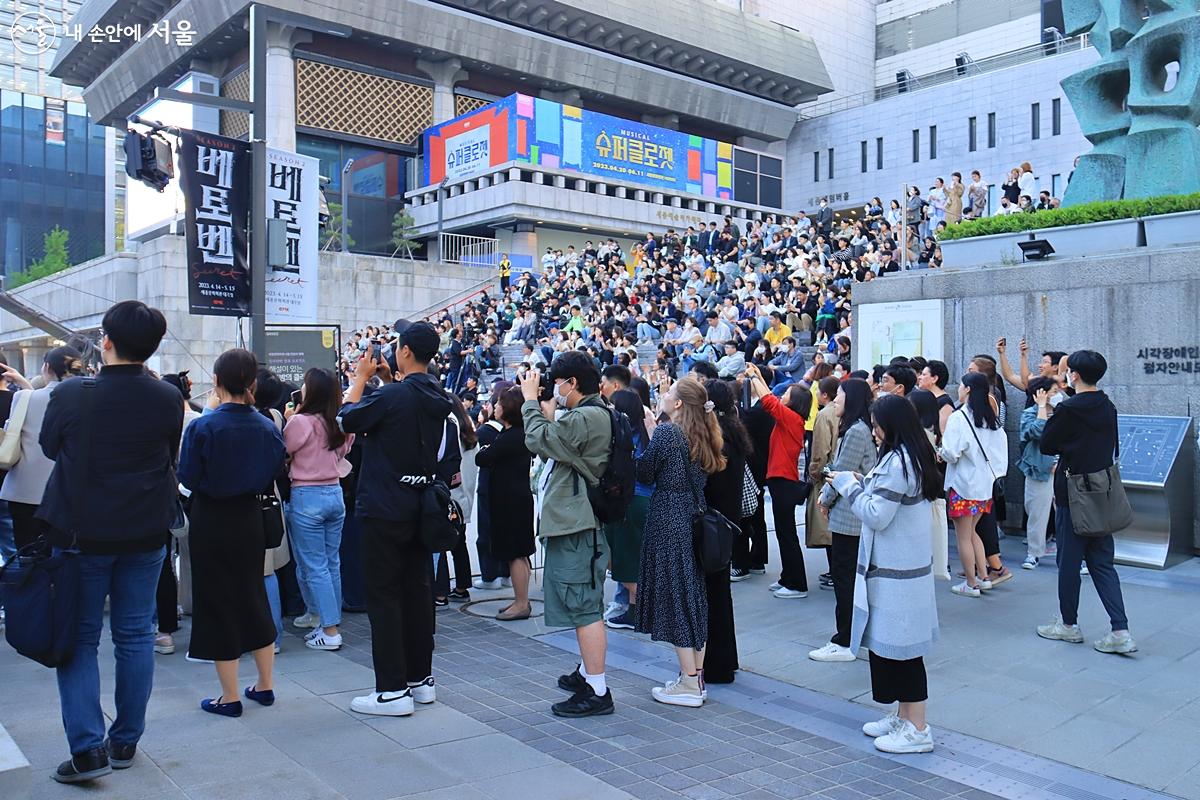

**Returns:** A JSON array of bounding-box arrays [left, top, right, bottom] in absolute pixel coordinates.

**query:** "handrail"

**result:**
[[799, 34, 1090, 120], [411, 277, 496, 323]]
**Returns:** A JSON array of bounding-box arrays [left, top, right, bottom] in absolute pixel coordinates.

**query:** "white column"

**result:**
[[417, 58, 469, 123], [264, 23, 313, 151]]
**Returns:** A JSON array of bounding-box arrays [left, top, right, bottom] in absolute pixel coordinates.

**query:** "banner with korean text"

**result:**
[[264, 148, 320, 323], [179, 130, 251, 317]]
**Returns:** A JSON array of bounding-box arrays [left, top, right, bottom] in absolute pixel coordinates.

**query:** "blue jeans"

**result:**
[[56, 547, 165, 755], [288, 485, 345, 628], [265, 573, 282, 646], [1054, 503, 1128, 631]]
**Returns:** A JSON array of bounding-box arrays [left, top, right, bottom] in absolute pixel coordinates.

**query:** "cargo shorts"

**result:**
[[542, 528, 609, 629]]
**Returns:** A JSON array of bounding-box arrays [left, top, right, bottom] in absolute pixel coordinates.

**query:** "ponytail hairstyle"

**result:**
[[45, 346, 84, 380], [296, 368, 348, 450], [448, 393, 478, 450], [672, 377, 727, 475]]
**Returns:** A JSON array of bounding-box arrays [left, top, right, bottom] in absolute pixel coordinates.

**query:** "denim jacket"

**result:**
[[1018, 406, 1055, 481]]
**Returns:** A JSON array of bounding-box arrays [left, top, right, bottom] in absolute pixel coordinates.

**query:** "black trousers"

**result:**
[[434, 535, 473, 597], [829, 532, 858, 647], [869, 651, 927, 704], [156, 533, 179, 634], [767, 478, 808, 591], [362, 517, 435, 692], [732, 489, 768, 570], [9, 501, 46, 550], [977, 509, 1000, 559]]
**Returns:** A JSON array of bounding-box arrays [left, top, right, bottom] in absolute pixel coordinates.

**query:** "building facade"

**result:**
[[1, 0, 116, 277]]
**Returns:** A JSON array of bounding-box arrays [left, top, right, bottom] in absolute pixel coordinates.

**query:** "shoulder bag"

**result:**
[[1065, 413, 1132, 537], [689, 460, 737, 575], [415, 412, 466, 554], [960, 408, 1003, 501], [260, 409, 287, 549], [738, 463, 759, 519], [0, 379, 94, 667], [0, 389, 32, 469]]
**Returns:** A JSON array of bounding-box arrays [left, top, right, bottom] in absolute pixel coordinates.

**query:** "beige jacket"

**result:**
[[805, 402, 837, 547]]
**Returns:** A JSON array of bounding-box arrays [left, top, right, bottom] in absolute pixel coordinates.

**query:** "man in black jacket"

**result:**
[[339, 319, 453, 717], [1037, 350, 1136, 654], [40, 300, 182, 784], [814, 198, 834, 237]]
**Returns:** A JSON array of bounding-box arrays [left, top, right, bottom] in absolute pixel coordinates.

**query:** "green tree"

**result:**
[[391, 208, 419, 258], [10, 226, 71, 288], [320, 201, 355, 251]]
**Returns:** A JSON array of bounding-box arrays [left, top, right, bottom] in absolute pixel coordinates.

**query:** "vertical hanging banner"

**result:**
[[264, 148, 320, 323], [179, 130, 251, 316]]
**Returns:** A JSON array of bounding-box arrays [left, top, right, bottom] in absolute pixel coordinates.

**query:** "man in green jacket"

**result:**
[[519, 351, 613, 717]]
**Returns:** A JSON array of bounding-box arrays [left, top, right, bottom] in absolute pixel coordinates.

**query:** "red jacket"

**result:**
[[761, 393, 807, 482]]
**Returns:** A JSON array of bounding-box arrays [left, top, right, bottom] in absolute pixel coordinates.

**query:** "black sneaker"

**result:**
[[819, 572, 832, 582], [551, 685, 614, 718], [104, 739, 136, 770], [434, 596, 449, 607], [53, 747, 111, 784], [749, 566, 766, 575], [819, 574, 834, 590], [605, 607, 636, 630], [557, 664, 587, 693], [448, 589, 471, 602], [729, 568, 751, 582]]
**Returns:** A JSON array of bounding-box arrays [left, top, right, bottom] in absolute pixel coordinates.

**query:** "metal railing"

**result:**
[[799, 34, 1090, 120], [439, 233, 498, 268]]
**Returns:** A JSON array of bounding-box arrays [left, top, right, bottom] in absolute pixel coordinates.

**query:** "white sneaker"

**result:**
[[1037, 615, 1084, 643], [950, 581, 980, 598], [1022, 556, 1039, 570], [874, 720, 934, 754], [808, 643, 856, 662], [407, 676, 437, 704], [773, 587, 808, 599], [351, 690, 414, 717], [862, 711, 903, 738], [500, 577, 513, 588], [604, 601, 627, 621], [979, 578, 993, 591], [1094, 631, 1138, 654], [651, 674, 704, 708], [768, 581, 782, 592], [472, 578, 503, 590], [305, 632, 343, 651], [1080, 564, 1090, 576], [273, 643, 281, 655], [293, 612, 319, 629]]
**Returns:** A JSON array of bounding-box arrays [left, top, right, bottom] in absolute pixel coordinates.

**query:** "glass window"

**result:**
[[860, 140, 868, 173], [1052, 98, 1062, 136], [758, 155, 782, 178], [1031, 103, 1041, 140], [759, 176, 782, 209], [827, 147, 834, 180], [968, 116, 977, 152], [1051, 173, 1061, 197], [876, 137, 883, 170], [911, 129, 919, 163], [929, 125, 937, 159], [987, 184, 997, 217], [733, 149, 758, 171], [734, 169, 757, 204], [988, 112, 997, 148], [812, 151, 819, 183]]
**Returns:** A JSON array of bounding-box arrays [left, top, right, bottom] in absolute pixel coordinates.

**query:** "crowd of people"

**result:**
[[0, 280, 1135, 783]]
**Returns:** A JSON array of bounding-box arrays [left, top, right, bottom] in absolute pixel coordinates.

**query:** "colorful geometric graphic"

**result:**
[[422, 94, 733, 200]]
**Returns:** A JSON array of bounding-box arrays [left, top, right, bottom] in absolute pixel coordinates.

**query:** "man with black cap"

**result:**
[[338, 319, 453, 717]]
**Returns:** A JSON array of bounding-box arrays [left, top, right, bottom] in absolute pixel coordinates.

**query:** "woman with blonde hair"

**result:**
[[635, 375, 726, 708]]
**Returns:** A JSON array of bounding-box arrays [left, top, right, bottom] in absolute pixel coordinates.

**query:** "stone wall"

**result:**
[[0, 234, 488, 380], [853, 245, 1200, 550]]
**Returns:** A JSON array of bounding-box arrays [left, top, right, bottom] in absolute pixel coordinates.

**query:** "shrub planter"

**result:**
[[1029, 218, 1142, 259], [940, 230, 1034, 269], [1142, 210, 1200, 248]]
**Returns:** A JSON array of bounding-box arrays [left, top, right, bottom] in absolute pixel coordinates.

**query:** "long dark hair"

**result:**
[[610, 389, 646, 449], [908, 389, 939, 433], [449, 393, 479, 450], [704, 379, 752, 457], [838, 378, 873, 437], [629, 377, 652, 410], [297, 368, 348, 450], [871, 394, 940, 501], [960, 371, 999, 430]]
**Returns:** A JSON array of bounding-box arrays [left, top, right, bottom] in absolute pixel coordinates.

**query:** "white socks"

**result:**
[[580, 664, 607, 697]]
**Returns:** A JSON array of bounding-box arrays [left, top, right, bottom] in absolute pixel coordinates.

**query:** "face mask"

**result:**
[[834, 369, 844, 379], [1065, 371, 1075, 388], [553, 381, 570, 408], [1049, 392, 1065, 409]]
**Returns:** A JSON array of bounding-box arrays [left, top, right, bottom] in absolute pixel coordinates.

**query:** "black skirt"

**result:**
[[187, 493, 276, 661], [868, 651, 927, 704]]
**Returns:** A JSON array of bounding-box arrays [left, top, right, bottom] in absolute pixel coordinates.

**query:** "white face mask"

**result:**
[[553, 380, 571, 408], [1065, 371, 1075, 388]]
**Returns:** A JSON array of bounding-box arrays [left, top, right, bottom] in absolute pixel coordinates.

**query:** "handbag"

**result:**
[[739, 463, 759, 519], [414, 414, 466, 553], [1066, 428, 1133, 537], [261, 492, 285, 550], [0, 378, 95, 667], [689, 463, 736, 575], [0, 389, 32, 469]]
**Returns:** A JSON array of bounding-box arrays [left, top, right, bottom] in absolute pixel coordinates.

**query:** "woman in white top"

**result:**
[[938, 372, 1008, 598], [0, 346, 84, 548], [1018, 161, 1036, 201]]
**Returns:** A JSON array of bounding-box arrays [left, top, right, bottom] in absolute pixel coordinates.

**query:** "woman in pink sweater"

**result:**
[[284, 368, 354, 651]]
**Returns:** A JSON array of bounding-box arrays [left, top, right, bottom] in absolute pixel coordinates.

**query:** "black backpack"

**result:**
[[586, 404, 636, 524]]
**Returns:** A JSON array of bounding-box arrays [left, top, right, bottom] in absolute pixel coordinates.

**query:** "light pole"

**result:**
[[249, 3, 268, 362], [340, 157, 355, 253], [435, 176, 449, 261]]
